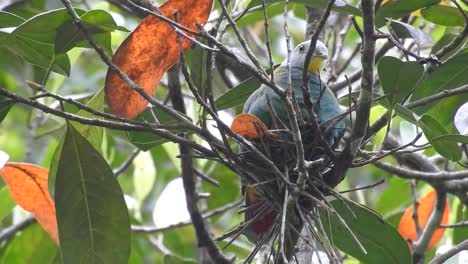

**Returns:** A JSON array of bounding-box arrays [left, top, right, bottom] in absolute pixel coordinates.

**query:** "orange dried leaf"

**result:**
[[105, 0, 213, 119], [398, 190, 449, 251], [231, 113, 276, 139], [0, 163, 58, 244]]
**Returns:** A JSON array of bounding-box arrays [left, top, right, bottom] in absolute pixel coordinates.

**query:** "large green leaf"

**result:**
[[0, 31, 70, 76], [10, 8, 125, 55], [55, 9, 127, 54], [375, 0, 440, 27], [71, 88, 104, 151], [12, 8, 85, 44], [375, 177, 412, 218], [2, 0, 48, 19], [319, 199, 412, 264], [0, 223, 60, 264], [411, 53, 468, 132], [377, 56, 424, 106], [417, 114, 461, 161], [421, 5, 465, 27], [388, 20, 433, 47], [429, 134, 468, 145], [54, 124, 130, 264], [0, 11, 25, 28], [215, 75, 260, 110], [215, 65, 278, 110], [127, 108, 188, 151], [246, 0, 361, 16]]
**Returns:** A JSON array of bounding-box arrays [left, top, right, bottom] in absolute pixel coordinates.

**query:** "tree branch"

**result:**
[[168, 64, 231, 264], [335, 0, 375, 185], [0, 217, 36, 243], [428, 239, 468, 264], [132, 200, 242, 233], [372, 160, 468, 182]]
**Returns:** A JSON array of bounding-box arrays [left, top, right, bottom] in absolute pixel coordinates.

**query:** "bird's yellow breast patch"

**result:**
[[308, 57, 324, 74]]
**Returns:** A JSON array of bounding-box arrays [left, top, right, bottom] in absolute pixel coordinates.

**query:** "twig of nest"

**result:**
[[226, 122, 344, 263]]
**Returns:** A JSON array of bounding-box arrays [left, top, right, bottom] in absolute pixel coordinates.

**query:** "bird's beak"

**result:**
[[316, 52, 328, 60], [308, 53, 328, 73]]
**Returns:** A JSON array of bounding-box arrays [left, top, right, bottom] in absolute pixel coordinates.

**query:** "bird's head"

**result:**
[[281, 40, 328, 74]]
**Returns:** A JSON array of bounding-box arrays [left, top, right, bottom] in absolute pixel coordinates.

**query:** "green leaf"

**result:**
[[1, 0, 48, 19], [246, 0, 361, 16], [0, 223, 60, 264], [55, 124, 130, 264], [71, 89, 104, 151], [453, 202, 468, 244], [421, 5, 465, 27], [236, 2, 285, 27], [391, 105, 419, 124], [9, 8, 123, 55], [187, 42, 209, 98], [0, 95, 15, 123], [215, 65, 278, 110], [431, 134, 468, 144], [0, 186, 15, 221], [12, 8, 85, 44], [431, 33, 460, 60], [0, 32, 71, 76], [411, 53, 468, 132], [55, 9, 125, 54], [417, 114, 461, 161], [375, 0, 440, 27], [376, 178, 412, 218], [127, 108, 188, 151], [215, 76, 258, 110], [319, 199, 412, 264], [388, 20, 433, 47], [54, 22, 111, 55], [0, 11, 25, 28], [377, 56, 424, 106], [80, 9, 124, 32]]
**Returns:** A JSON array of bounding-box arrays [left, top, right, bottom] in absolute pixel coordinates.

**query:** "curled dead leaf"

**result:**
[[0, 163, 58, 244], [398, 189, 449, 251], [105, 0, 213, 119], [231, 113, 277, 139]]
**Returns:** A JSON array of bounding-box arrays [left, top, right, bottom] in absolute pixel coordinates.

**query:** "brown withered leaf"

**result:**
[[105, 0, 213, 119], [0, 163, 58, 244]]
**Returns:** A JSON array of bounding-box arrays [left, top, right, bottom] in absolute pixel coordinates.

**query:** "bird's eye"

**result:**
[[299, 45, 305, 52]]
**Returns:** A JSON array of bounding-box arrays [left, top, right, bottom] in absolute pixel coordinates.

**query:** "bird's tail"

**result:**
[[242, 186, 276, 243]]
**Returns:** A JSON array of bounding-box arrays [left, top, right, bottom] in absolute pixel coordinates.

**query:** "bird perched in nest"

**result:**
[[241, 40, 345, 243]]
